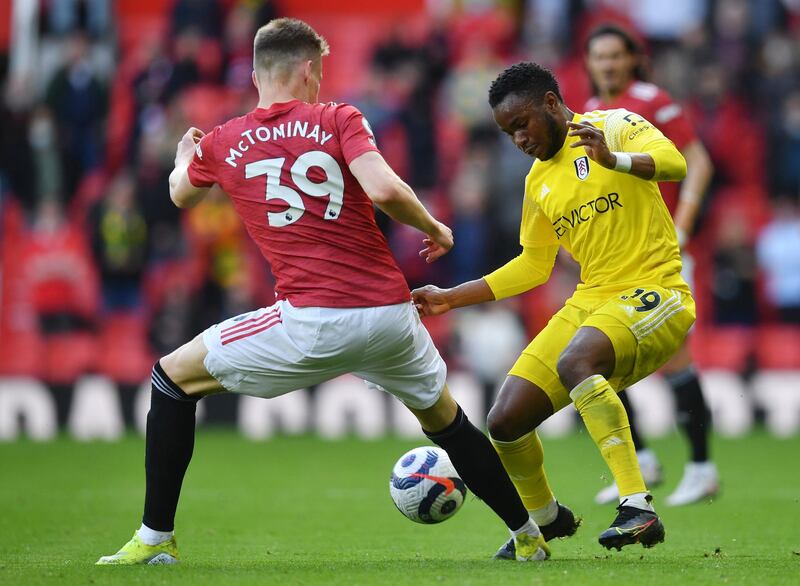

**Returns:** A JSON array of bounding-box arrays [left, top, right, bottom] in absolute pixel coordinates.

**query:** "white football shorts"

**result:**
[[202, 299, 447, 410]]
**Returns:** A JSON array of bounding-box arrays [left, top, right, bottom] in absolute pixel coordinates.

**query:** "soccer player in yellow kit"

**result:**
[[413, 62, 695, 552]]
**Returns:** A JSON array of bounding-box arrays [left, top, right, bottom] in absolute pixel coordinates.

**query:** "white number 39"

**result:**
[[245, 151, 345, 227]]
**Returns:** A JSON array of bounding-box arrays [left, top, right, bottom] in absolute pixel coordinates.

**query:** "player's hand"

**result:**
[[567, 121, 615, 168], [412, 285, 452, 317], [175, 127, 205, 167], [419, 221, 453, 263]]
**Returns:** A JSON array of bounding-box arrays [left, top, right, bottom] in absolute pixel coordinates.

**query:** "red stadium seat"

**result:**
[[97, 313, 154, 384], [0, 329, 43, 377], [44, 332, 97, 385], [755, 326, 800, 370], [690, 326, 754, 372]]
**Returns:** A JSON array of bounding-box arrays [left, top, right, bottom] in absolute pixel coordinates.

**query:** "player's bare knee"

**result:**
[[158, 335, 209, 389], [487, 405, 529, 442], [158, 352, 187, 388]]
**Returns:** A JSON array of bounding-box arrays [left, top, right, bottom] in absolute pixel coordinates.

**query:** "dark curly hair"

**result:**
[[488, 62, 563, 109]]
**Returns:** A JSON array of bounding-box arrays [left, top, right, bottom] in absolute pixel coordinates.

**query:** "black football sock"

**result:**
[[618, 390, 646, 452], [142, 362, 198, 532], [667, 367, 711, 462], [424, 406, 529, 531]]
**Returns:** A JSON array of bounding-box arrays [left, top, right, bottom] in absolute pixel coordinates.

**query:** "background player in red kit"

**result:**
[[97, 18, 552, 565], [584, 24, 720, 506]]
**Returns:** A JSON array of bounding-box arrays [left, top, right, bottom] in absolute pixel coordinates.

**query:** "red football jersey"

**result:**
[[188, 100, 411, 308], [585, 81, 697, 214]]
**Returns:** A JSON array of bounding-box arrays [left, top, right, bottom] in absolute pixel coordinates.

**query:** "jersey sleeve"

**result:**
[[187, 126, 221, 188], [334, 104, 381, 165], [604, 109, 687, 182], [651, 94, 696, 150], [484, 244, 559, 300]]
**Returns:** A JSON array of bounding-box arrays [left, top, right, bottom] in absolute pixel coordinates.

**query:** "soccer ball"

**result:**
[[389, 446, 467, 524]]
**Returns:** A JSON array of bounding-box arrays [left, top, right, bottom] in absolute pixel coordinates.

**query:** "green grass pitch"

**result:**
[[1, 429, 798, 585]]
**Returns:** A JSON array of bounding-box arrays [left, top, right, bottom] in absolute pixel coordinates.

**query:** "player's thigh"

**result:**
[[160, 334, 226, 398], [505, 305, 587, 416], [584, 284, 696, 390], [202, 301, 337, 398], [354, 302, 447, 411]]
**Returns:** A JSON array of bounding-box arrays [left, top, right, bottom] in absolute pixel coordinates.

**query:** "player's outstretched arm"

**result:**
[[349, 151, 452, 263], [169, 127, 212, 209], [412, 244, 558, 317], [412, 279, 495, 317]]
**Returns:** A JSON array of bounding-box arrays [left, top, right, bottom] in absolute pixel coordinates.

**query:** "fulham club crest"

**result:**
[[574, 156, 589, 180]]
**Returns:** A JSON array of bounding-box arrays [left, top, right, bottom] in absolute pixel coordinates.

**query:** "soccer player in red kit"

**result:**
[[97, 18, 551, 565], [584, 24, 719, 506]]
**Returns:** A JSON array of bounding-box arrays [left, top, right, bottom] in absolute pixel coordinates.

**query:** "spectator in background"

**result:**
[[90, 171, 148, 313], [222, 3, 278, 92], [448, 126, 495, 283], [442, 38, 502, 129], [135, 101, 188, 261], [708, 0, 764, 92], [162, 29, 205, 103], [370, 27, 447, 189], [712, 214, 758, 325], [768, 89, 800, 196], [1, 80, 37, 212], [756, 31, 798, 133], [689, 56, 764, 190], [222, 4, 259, 91], [171, 0, 223, 39], [47, 0, 112, 39], [756, 198, 800, 323], [24, 198, 97, 335], [28, 107, 63, 205], [186, 188, 248, 296], [129, 38, 175, 164], [486, 124, 529, 266], [45, 31, 107, 202]]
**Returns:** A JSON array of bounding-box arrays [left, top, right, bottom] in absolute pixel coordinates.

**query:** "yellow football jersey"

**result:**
[[514, 109, 687, 303]]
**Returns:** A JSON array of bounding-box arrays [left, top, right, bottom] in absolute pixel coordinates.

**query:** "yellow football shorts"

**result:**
[[509, 284, 696, 412]]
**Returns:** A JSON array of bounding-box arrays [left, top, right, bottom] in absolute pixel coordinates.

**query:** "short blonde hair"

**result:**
[[253, 18, 329, 80]]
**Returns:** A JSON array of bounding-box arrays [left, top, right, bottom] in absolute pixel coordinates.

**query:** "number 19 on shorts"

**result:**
[[621, 288, 662, 313]]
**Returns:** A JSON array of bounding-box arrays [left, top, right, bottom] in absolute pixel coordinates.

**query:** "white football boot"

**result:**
[[666, 462, 720, 506]]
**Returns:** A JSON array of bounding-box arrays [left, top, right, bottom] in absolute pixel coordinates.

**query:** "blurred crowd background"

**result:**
[[2, 0, 800, 410]]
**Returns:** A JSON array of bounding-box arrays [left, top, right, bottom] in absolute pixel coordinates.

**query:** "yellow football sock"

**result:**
[[570, 375, 646, 498], [491, 430, 555, 511]]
